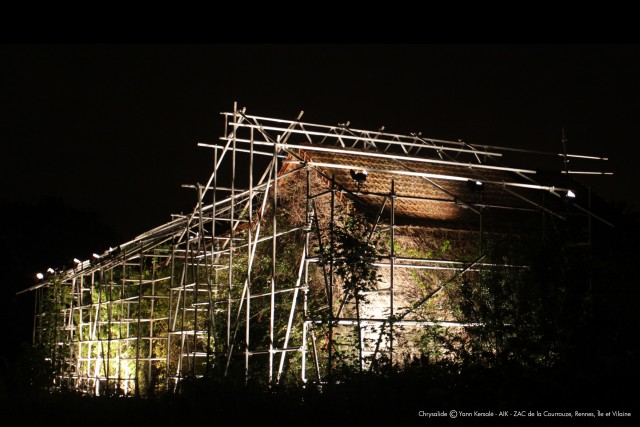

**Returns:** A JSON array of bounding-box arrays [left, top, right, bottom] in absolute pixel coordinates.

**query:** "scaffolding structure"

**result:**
[[23, 104, 612, 395]]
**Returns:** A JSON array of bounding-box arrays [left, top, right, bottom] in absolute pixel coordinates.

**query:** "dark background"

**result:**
[[1, 44, 639, 365]]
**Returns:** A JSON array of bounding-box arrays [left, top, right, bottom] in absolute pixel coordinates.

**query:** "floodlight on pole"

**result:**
[[349, 169, 368, 184], [47, 268, 55, 274], [467, 180, 484, 193], [36, 273, 44, 280]]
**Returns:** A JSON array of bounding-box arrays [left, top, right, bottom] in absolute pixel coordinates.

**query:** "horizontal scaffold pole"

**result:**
[[306, 319, 484, 327], [289, 160, 571, 193]]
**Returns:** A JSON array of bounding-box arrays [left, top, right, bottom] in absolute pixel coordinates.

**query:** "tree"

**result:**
[[331, 207, 380, 374]]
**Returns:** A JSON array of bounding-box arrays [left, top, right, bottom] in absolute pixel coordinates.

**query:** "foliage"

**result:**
[[21, 173, 639, 408], [316, 206, 383, 374], [36, 277, 71, 388], [331, 208, 381, 305], [449, 234, 585, 370]]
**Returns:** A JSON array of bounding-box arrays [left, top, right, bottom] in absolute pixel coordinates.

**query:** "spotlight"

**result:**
[[349, 169, 368, 184], [467, 180, 484, 193], [36, 273, 44, 280], [304, 212, 315, 232], [566, 190, 576, 199], [47, 268, 55, 274], [90, 253, 102, 267], [74, 258, 82, 264]]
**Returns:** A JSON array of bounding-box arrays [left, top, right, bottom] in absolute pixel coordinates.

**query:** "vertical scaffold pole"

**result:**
[[107, 269, 112, 395], [85, 273, 92, 385], [135, 241, 143, 397], [149, 255, 156, 393], [167, 242, 175, 391], [302, 168, 311, 383], [328, 174, 335, 382], [228, 103, 237, 352], [246, 127, 253, 383], [390, 179, 395, 368], [92, 269, 103, 396], [180, 222, 191, 380], [32, 288, 38, 345], [192, 189, 201, 378], [269, 135, 279, 384], [119, 260, 125, 393], [73, 278, 80, 391], [210, 147, 218, 375]]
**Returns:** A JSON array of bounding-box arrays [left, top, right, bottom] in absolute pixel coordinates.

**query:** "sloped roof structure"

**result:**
[[25, 106, 610, 292], [285, 144, 542, 226]]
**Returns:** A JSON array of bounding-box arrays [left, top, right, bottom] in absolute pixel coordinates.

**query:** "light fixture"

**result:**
[[304, 211, 315, 232], [36, 273, 44, 280], [74, 258, 82, 264], [92, 253, 100, 259], [350, 169, 368, 184], [467, 180, 484, 193], [47, 268, 55, 274], [566, 190, 576, 199]]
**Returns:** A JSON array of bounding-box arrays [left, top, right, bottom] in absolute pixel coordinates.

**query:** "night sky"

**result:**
[[1, 44, 640, 349]]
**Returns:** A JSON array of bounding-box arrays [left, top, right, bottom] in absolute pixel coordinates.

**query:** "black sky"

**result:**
[[1, 44, 639, 275]]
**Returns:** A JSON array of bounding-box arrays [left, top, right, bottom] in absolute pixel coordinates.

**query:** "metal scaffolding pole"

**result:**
[[209, 147, 219, 376], [269, 137, 278, 384], [228, 103, 238, 352], [277, 245, 305, 383], [149, 259, 156, 393], [328, 175, 336, 381], [135, 242, 143, 397], [389, 179, 395, 368], [106, 269, 112, 394], [245, 128, 253, 383], [302, 168, 311, 383], [167, 242, 175, 391]]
